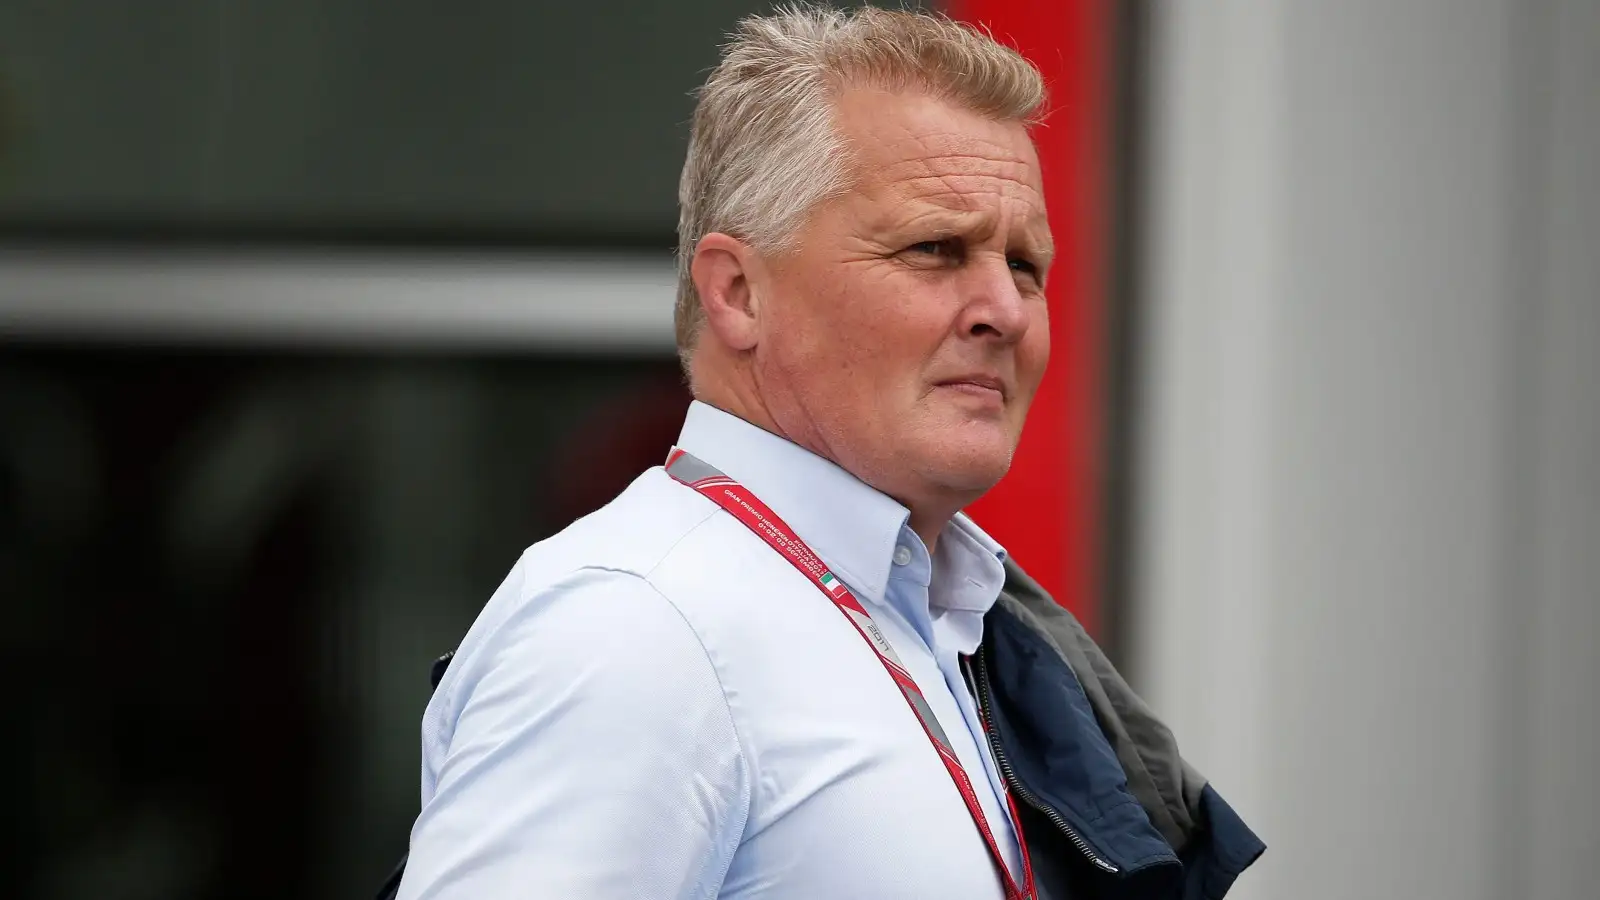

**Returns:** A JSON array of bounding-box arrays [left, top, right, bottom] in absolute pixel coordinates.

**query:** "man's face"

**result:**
[[751, 88, 1052, 510]]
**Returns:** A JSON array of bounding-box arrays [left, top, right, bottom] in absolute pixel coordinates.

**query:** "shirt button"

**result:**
[[892, 545, 913, 567]]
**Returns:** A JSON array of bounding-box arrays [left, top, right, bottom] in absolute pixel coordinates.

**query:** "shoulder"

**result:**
[[489, 466, 810, 652], [407, 564, 755, 897], [420, 466, 820, 773], [455, 469, 722, 654], [420, 561, 753, 797], [446, 564, 723, 712], [529, 467, 724, 579], [423, 470, 762, 748]]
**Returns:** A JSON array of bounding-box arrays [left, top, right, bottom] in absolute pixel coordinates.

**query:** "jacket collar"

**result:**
[[981, 601, 1180, 876], [986, 559, 1265, 896]]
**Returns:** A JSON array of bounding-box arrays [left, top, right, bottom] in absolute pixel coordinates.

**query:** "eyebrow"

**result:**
[[883, 204, 1054, 254], [1014, 226, 1055, 258]]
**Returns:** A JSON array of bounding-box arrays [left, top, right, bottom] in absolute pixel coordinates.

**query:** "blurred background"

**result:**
[[0, 1, 1594, 899]]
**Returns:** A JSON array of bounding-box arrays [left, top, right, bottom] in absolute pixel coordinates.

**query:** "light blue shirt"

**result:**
[[398, 401, 1022, 899]]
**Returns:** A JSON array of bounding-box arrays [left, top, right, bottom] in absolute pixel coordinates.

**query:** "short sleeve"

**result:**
[[396, 567, 751, 900]]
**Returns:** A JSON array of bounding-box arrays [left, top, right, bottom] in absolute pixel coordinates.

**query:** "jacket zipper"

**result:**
[[968, 644, 1121, 875]]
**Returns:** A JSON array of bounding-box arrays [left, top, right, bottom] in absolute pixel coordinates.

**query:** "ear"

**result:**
[[691, 232, 762, 352]]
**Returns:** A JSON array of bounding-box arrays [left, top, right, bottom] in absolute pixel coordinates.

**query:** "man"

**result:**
[[395, 7, 1262, 899]]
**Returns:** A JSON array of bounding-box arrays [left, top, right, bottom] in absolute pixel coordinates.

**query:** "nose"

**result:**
[[957, 253, 1033, 344]]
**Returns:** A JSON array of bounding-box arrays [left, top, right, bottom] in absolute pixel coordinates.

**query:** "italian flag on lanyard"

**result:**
[[819, 572, 848, 597]]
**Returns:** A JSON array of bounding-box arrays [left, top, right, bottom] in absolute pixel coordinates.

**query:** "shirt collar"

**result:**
[[674, 401, 911, 605], [931, 513, 1009, 614], [927, 514, 1008, 656], [881, 513, 1008, 658]]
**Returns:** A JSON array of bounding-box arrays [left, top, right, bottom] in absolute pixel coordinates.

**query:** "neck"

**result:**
[[696, 368, 784, 449], [693, 364, 959, 554], [907, 510, 952, 554]]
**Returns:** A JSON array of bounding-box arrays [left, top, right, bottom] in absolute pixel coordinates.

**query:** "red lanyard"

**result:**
[[665, 448, 1036, 900]]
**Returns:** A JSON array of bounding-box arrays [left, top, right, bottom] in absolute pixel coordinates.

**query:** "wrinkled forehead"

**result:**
[[832, 89, 1044, 200], [822, 89, 1049, 243]]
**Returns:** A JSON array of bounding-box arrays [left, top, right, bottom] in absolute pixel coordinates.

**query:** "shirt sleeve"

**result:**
[[396, 566, 751, 900]]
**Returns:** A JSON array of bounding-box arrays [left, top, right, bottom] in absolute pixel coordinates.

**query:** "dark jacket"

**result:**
[[378, 560, 1263, 900], [981, 559, 1264, 899]]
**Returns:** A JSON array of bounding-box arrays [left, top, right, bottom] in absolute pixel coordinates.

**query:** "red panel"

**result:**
[[950, 0, 1106, 631]]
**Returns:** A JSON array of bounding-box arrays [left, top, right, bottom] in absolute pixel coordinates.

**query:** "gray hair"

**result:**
[[674, 4, 1046, 370]]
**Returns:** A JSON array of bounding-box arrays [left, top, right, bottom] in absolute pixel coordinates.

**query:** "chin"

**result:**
[[917, 436, 1016, 494]]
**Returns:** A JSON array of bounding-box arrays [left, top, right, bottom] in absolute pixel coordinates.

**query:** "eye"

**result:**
[[1008, 256, 1046, 289], [1008, 256, 1039, 277], [904, 238, 961, 259]]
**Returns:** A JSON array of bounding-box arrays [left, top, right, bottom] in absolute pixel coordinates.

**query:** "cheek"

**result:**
[[766, 264, 954, 410], [782, 273, 902, 366], [1017, 308, 1052, 399], [761, 274, 874, 396]]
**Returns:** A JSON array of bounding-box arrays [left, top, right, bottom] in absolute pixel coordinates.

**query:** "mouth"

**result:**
[[933, 374, 1009, 402]]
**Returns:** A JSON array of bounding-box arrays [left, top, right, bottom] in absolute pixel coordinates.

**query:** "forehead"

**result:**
[[829, 88, 1047, 230], [832, 88, 1043, 203]]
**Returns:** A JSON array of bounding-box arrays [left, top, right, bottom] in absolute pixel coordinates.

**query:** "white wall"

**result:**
[[0, 248, 676, 351], [1136, 2, 1598, 898]]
